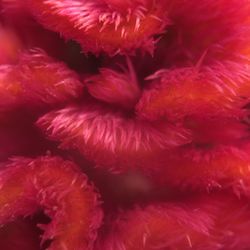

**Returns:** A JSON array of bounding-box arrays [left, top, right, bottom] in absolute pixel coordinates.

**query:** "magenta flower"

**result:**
[[0, 0, 250, 249]]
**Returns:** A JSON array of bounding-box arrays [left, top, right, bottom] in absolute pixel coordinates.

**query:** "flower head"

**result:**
[[1, 0, 250, 248]]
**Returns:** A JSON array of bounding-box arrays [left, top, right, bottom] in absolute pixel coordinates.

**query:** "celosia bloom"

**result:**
[[0, 0, 250, 249]]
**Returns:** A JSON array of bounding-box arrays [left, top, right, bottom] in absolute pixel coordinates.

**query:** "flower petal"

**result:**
[[167, 0, 250, 64], [25, 0, 170, 55], [137, 62, 250, 121], [157, 142, 250, 191], [85, 66, 141, 110], [0, 49, 83, 114], [0, 156, 103, 250], [98, 193, 250, 250], [37, 103, 190, 173]]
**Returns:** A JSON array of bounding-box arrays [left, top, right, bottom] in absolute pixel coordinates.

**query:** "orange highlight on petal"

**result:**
[[26, 0, 170, 55], [137, 62, 250, 121], [0, 156, 103, 250], [0, 50, 83, 113]]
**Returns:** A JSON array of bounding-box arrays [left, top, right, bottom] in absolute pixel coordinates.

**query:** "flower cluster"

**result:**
[[0, 0, 250, 249]]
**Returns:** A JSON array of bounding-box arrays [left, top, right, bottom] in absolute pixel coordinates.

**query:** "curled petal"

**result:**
[[137, 62, 250, 121], [98, 193, 250, 250], [158, 142, 250, 191], [37, 103, 190, 172], [85, 66, 141, 110], [0, 49, 83, 113], [25, 0, 169, 55], [133, 0, 250, 73], [0, 156, 103, 250], [166, 0, 250, 64]]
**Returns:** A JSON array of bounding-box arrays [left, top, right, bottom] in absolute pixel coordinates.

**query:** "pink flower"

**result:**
[[0, 0, 250, 249]]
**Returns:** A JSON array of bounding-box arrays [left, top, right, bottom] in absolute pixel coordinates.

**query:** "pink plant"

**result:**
[[0, 0, 250, 249]]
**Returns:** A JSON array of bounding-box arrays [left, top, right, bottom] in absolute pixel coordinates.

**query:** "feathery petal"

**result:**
[[166, 0, 250, 64], [25, 0, 169, 55], [0, 49, 83, 113], [37, 103, 190, 172], [0, 156, 103, 250], [85, 65, 141, 110], [157, 142, 250, 191], [98, 193, 250, 250], [137, 62, 250, 121]]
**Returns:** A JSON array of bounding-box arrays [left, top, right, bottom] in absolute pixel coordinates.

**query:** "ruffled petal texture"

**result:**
[[98, 193, 250, 250], [0, 50, 83, 114], [37, 103, 190, 172], [0, 156, 103, 250], [0, 0, 250, 248], [25, 0, 170, 55]]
